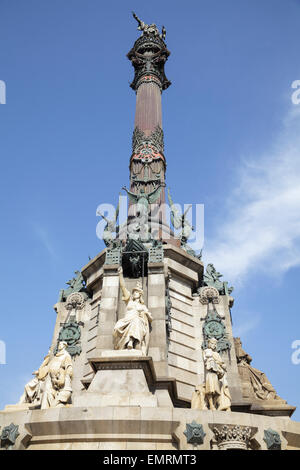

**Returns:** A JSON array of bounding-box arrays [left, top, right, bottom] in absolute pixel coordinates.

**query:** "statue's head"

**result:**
[[58, 341, 68, 351], [132, 289, 141, 300], [132, 281, 144, 303]]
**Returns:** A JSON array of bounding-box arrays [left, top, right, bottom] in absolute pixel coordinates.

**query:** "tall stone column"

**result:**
[[127, 19, 171, 217]]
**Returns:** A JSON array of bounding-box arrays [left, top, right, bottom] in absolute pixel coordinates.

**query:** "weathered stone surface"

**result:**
[[1, 404, 300, 450]]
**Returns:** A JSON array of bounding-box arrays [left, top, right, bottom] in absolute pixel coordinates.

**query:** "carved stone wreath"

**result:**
[[66, 292, 86, 311]]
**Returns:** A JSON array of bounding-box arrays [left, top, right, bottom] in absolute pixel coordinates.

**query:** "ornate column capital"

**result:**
[[128, 18, 171, 92], [212, 424, 253, 450]]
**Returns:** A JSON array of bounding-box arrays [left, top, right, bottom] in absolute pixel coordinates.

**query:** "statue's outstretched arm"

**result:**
[[132, 11, 144, 29], [118, 266, 130, 301]]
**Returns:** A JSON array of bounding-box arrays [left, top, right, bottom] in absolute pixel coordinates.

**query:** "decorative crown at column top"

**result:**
[[127, 12, 171, 91]]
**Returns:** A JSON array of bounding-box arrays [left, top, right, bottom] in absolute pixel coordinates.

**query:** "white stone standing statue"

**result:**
[[113, 266, 153, 356], [41, 341, 73, 409]]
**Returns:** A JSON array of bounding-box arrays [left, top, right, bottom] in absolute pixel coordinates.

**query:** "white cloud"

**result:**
[[204, 105, 300, 284]]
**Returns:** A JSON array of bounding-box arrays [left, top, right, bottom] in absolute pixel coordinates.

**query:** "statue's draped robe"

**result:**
[[203, 348, 226, 394], [218, 375, 231, 411], [113, 287, 152, 356]]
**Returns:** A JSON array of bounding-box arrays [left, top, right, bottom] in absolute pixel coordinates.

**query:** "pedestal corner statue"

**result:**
[[113, 266, 153, 356], [1, 12, 300, 451], [202, 337, 231, 412], [41, 341, 73, 409]]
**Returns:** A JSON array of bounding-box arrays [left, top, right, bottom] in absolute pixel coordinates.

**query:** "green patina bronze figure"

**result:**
[[122, 184, 164, 213], [97, 197, 120, 248], [132, 11, 166, 40], [58, 271, 87, 303], [168, 188, 197, 256], [203, 264, 233, 296]]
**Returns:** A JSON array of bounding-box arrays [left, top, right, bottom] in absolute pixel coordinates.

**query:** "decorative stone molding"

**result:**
[[148, 240, 164, 264], [212, 424, 252, 450], [184, 421, 206, 446], [199, 286, 219, 304], [105, 246, 122, 266], [264, 429, 282, 450]]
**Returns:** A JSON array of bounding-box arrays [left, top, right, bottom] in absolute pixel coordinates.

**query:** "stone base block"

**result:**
[[88, 354, 156, 390], [82, 354, 158, 407], [1, 406, 300, 450], [74, 391, 157, 407], [88, 369, 150, 394]]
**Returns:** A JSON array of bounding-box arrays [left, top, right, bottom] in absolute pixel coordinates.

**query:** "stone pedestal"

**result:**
[[75, 351, 158, 407]]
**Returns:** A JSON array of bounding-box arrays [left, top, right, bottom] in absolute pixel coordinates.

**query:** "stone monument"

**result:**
[[1, 12, 300, 451]]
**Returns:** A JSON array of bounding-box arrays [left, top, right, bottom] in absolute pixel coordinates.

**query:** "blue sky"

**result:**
[[1, 0, 300, 419]]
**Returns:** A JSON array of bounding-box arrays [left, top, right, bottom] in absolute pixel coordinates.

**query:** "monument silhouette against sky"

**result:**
[[1, 13, 300, 451]]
